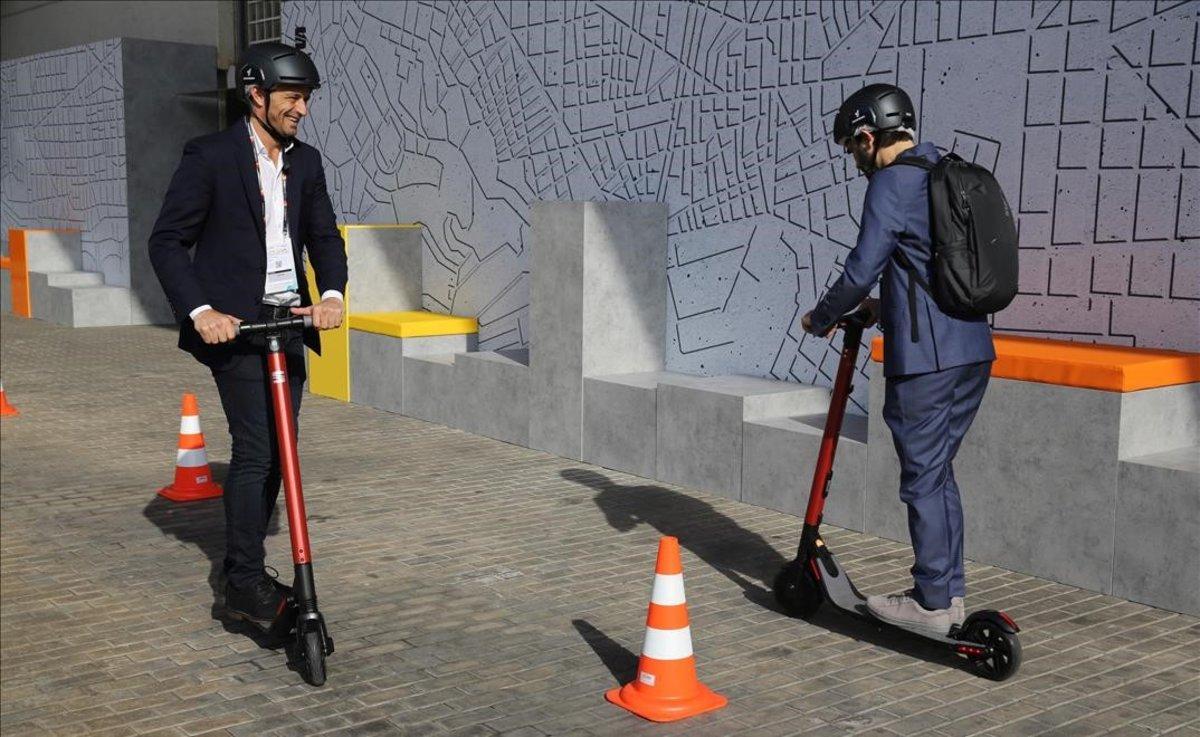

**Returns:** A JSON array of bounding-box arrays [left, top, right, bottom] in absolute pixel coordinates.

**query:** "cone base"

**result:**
[[605, 681, 727, 723], [0, 407, 18, 417], [158, 482, 223, 502]]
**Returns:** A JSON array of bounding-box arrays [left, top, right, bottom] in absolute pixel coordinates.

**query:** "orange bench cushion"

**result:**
[[870, 335, 1200, 392]]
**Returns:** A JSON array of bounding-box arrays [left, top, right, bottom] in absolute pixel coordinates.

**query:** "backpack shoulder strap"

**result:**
[[890, 156, 934, 171]]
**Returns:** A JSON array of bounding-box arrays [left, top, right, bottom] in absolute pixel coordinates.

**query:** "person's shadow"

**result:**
[[142, 462, 288, 650], [562, 468, 980, 675], [561, 468, 786, 601]]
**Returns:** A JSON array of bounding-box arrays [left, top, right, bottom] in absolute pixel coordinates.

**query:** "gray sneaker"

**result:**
[[866, 590, 953, 637], [951, 596, 965, 627]]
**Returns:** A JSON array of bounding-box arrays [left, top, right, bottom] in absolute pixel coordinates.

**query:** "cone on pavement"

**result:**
[[158, 393, 222, 502], [0, 380, 18, 417], [605, 536, 727, 722]]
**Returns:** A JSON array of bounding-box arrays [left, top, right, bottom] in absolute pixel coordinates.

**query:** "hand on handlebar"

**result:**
[[801, 310, 836, 338], [290, 296, 343, 330], [193, 309, 241, 344], [858, 298, 880, 328]]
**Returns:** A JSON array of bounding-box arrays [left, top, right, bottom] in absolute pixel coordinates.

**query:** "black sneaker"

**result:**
[[225, 576, 288, 625]]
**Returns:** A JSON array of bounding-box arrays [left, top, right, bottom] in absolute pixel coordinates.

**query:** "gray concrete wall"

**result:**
[[285, 0, 1200, 412], [123, 39, 218, 324], [0, 1, 219, 61]]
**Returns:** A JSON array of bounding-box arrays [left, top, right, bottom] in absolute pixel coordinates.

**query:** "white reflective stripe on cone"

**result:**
[[176, 448, 209, 467], [650, 573, 686, 606], [641, 625, 694, 660], [179, 415, 202, 435]]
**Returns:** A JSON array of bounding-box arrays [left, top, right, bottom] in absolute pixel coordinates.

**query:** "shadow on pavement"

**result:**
[[564, 468, 980, 677], [142, 461, 287, 650], [572, 619, 639, 685], [563, 468, 786, 596]]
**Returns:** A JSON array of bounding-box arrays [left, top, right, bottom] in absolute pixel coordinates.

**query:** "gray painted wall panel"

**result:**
[[284, 1, 1198, 413]]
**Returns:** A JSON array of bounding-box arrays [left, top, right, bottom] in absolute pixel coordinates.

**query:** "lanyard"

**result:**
[[247, 118, 289, 238]]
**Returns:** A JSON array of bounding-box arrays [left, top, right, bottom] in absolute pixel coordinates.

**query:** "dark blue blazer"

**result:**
[[811, 141, 995, 377], [149, 122, 347, 365]]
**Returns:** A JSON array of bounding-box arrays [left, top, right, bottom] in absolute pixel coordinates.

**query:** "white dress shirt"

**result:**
[[189, 119, 342, 320]]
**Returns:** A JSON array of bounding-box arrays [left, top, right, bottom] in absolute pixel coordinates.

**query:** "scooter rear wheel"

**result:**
[[300, 629, 326, 687], [773, 559, 823, 619], [963, 619, 1021, 681]]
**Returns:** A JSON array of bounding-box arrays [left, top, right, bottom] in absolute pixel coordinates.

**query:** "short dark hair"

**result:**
[[859, 129, 914, 147]]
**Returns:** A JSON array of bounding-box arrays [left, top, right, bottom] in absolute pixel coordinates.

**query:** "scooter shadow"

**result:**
[[142, 462, 290, 651], [563, 468, 975, 676]]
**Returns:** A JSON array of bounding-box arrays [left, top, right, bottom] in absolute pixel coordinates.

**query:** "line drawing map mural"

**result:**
[[285, 0, 1198, 412], [1, 39, 128, 287]]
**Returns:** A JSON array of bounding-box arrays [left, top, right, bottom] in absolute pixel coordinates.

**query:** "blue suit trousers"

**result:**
[[883, 361, 991, 610]]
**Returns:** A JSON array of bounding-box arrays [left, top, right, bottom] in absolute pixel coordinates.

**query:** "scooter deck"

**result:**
[[816, 546, 962, 647]]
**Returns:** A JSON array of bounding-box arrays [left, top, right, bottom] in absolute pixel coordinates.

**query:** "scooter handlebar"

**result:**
[[236, 315, 313, 336], [838, 307, 874, 329]]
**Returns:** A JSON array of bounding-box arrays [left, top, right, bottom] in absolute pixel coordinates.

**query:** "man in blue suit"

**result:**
[[149, 39, 347, 625], [803, 84, 995, 637]]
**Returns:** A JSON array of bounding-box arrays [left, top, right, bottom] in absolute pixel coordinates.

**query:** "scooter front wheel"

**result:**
[[300, 628, 326, 686], [773, 559, 823, 619]]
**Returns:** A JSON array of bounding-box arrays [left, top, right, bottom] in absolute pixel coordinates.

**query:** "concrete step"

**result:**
[[30, 270, 106, 320], [1113, 446, 1200, 616], [743, 413, 868, 530], [44, 284, 131, 327]]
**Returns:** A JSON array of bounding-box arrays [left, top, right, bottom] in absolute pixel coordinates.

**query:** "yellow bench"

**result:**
[[349, 311, 478, 339]]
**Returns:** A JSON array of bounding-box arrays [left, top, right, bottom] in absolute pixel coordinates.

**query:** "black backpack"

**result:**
[[891, 152, 1019, 341]]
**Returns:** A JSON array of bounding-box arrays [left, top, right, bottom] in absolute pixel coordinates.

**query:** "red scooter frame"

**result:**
[[772, 308, 1021, 681], [238, 316, 334, 686]]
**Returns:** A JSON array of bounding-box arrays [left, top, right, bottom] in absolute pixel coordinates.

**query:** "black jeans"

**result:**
[[211, 310, 306, 589]]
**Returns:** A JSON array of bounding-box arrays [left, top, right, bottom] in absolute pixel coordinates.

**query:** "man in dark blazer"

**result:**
[[804, 85, 995, 637], [149, 39, 347, 625]]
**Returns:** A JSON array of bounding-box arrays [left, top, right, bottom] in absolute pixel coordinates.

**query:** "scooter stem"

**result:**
[[799, 321, 865, 538], [265, 334, 313, 566]]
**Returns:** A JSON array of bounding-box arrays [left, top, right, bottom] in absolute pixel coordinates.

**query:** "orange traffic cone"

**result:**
[[605, 536, 727, 722], [0, 380, 18, 417], [158, 393, 222, 502]]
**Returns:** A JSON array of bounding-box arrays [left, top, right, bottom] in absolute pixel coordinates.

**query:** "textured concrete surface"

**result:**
[[742, 413, 868, 532], [454, 349, 531, 446], [1, 315, 1198, 737], [344, 227, 424, 314], [1113, 448, 1200, 617], [402, 353, 459, 428], [44, 284, 132, 328], [350, 331, 472, 416], [529, 202, 667, 461], [29, 270, 105, 320], [582, 372, 677, 480], [656, 376, 830, 500]]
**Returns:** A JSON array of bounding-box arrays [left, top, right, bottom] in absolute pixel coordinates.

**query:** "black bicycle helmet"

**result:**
[[239, 30, 320, 105], [832, 84, 916, 146]]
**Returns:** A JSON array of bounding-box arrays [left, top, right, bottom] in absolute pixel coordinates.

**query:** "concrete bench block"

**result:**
[[350, 330, 475, 415], [22, 230, 82, 272], [44, 284, 130, 327], [866, 360, 1200, 598], [1113, 448, 1200, 616], [743, 414, 867, 531], [583, 371, 681, 479], [656, 376, 831, 499], [530, 202, 668, 460], [454, 350, 530, 446], [403, 353, 459, 427], [30, 270, 104, 320]]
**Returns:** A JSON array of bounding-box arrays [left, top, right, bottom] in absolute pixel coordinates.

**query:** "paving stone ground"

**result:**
[[1, 314, 1197, 737]]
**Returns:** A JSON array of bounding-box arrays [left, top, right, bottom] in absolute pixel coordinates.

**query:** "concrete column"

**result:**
[[529, 202, 667, 460]]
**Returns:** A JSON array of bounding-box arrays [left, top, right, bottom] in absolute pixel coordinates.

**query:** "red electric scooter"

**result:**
[[771, 308, 1021, 681], [237, 315, 334, 686]]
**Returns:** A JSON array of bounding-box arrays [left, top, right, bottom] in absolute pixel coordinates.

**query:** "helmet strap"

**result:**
[[252, 89, 293, 147]]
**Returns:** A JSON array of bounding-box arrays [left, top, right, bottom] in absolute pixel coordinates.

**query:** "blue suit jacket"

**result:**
[[811, 141, 995, 377], [149, 123, 347, 366]]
